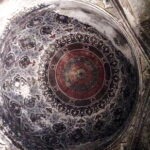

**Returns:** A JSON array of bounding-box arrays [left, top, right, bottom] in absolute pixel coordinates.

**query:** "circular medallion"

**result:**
[[55, 49, 104, 100], [39, 33, 121, 114]]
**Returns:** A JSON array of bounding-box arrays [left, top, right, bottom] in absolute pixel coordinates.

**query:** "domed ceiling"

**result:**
[[0, 1, 140, 150]]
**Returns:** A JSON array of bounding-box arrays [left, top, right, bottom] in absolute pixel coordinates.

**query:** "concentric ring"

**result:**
[[52, 47, 105, 100]]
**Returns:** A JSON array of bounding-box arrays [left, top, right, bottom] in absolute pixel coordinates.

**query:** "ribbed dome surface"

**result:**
[[0, 1, 139, 150]]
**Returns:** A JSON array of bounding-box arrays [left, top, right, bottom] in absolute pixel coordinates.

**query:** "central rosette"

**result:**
[[65, 65, 88, 86], [55, 49, 105, 100]]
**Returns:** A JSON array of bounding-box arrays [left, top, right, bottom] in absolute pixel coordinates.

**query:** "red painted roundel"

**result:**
[[55, 49, 105, 100]]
